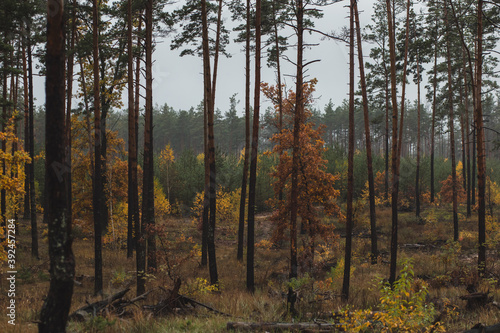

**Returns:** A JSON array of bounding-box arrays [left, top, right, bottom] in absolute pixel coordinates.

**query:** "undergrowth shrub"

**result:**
[[340, 259, 445, 332]]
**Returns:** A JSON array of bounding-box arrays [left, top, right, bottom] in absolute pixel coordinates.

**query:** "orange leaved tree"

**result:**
[[262, 79, 342, 270]]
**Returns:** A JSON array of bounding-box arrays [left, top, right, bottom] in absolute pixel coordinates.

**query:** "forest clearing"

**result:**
[[3, 205, 500, 332]]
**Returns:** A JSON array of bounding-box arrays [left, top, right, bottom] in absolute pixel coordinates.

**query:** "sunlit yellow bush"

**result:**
[[191, 186, 242, 226], [340, 260, 445, 332]]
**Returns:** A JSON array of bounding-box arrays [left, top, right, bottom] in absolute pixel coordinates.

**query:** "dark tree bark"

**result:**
[[463, 55, 472, 218], [288, 0, 303, 312], [353, 0, 377, 265], [201, 92, 209, 267], [135, 13, 146, 296], [237, 0, 251, 262], [415, 52, 421, 218], [39, 0, 75, 331], [430, 25, 438, 203], [476, 0, 486, 276], [384, 50, 390, 202], [144, 0, 156, 272], [92, 0, 103, 295], [342, 0, 355, 302], [27, 22, 37, 259], [443, 0, 459, 241], [127, 0, 139, 260], [65, 0, 77, 263], [247, 0, 261, 293], [386, 0, 400, 287], [22, 42, 29, 222], [1, 31, 6, 231], [201, 0, 218, 285]]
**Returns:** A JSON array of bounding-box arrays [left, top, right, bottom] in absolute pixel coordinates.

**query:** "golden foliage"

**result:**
[[191, 186, 241, 228], [0, 112, 31, 220], [155, 177, 171, 218]]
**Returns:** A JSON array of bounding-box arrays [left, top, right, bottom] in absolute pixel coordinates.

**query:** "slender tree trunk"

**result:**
[[353, 0, 377, 265], [384, 57, 390, 202], [144, 0, 156, 272], [416, 53, 421, 218], [135, 13, 146, 295], [274, 4, 284, 204], [444, 1, 459, 241], [1, 32, 7, 231], [202, 92, 209, 267], [386, 0, 400, 287], [65, 0, 77, 263], [472, 127, 476, 206], [25, 20, 38, 259], [39, 0, 75, 330], [247, 0, 261, 293], [92, 0, 103, 295], [430, 25, 438, 203], [397, 0, 410, 162], [342, 0, 355, 302], [127, 0, 139, 260], [201, 0, 218, 285], [288, 0, 303, 313], [22, 42, 30, 221], [237, 0, 251, 262], [463, 55, 472, 218], [476, 0, 486, 276]]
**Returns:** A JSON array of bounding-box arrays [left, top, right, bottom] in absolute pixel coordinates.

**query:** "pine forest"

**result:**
[[1, 0, 500, 332]]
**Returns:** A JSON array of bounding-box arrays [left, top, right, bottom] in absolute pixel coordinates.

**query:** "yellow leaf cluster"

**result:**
[[0, 112, 31, 220], [191, 186, 242, 228]]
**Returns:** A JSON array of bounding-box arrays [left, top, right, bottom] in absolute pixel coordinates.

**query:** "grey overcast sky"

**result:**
[[33, 0, 384, 115]]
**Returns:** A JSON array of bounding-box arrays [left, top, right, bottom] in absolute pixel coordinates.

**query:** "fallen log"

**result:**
[[460, 292, 492, 310], [226, 321, 341, 332], [69, 288, 130, 321], [463, 323, 500, 333]]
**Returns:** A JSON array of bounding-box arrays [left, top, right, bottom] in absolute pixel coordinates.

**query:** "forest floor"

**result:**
[[2, 205, 500, 332]]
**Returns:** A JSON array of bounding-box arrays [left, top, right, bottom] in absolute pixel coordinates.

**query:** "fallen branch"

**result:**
[[69, 288, 130, 321], [178, 294, 230, 316], [226, 321, 341, 332], [460, 292, 492, 310], [463, 323, 500, 333]]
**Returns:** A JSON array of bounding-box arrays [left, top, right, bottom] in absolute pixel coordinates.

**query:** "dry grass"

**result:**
[[1, 205, 500, 332]]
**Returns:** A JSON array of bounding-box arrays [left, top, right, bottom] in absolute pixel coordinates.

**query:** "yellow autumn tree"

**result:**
[[158, 144, 175, 201], [1, 112, 31, 219], [0, 112, 31, 261], [71, 114, 138, 240]]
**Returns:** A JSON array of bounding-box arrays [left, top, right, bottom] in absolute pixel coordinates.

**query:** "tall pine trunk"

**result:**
[[144, 0, 156, 272], [22, 41, 29, 222], [92, 0, 103, 295], [443, 0, 459, 242], [39, 0, 75, 330], [201, 0, 218, 285], [416, 53, 421, 218], [27, 24, 37, 259], [342, 0, 355, 301], [135, 13, 146, 295], [237, 0, 251, 262], [463, 55, 472, 218], [288, 0, 303, 313], [247, 0, 261, 293], [353, 0, 377, 265], [430, 26, 438, 203], [386, 0, 400, 286], [476, 0, 486, 276], [127, 0, 139, 260]]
